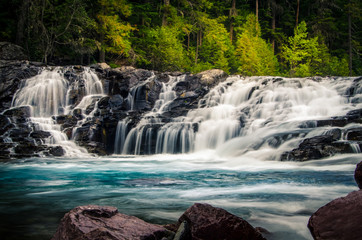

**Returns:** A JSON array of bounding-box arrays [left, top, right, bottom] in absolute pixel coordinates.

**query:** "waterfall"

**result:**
[[115, 76, 361, 158], [11, 67, 105, 156]]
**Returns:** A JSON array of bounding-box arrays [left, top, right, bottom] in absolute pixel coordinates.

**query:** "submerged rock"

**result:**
[[308, 190, 362, 240], [52, 205, 172, 240], [178, 203, 265, 240]]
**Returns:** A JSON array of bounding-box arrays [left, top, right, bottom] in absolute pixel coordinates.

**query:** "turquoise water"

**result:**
[[0, 153, 360, 240]]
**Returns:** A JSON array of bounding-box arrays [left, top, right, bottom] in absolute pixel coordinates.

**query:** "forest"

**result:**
[[0, 0, 361, 77]]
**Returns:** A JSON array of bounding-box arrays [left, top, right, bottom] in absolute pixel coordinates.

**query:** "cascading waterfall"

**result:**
[[115, 75, 189, 154], [115, 75, 362, 157], [11, 67, 105, 156]]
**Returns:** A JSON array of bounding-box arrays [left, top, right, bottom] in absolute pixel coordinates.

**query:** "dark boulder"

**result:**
[[355, 161, 362, 189], [3, 106, 31, 122], [280, 135, 354, 161], [30, 130, 51, 139], [308, 190, 362, 240], [48, 146, 65, 157], [178, 203, 265, 240], [0, 42, 28, 60], [346, 127, 362, 141], [52, 205, 172, 240]]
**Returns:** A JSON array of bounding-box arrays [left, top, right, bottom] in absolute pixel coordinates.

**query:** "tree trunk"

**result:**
[[195, 31, 199, 65], [229, 0, 236, 42], [348, 0, 352, 76], [272, 11, 276, 53], [256, 0, 259, 22], [16, 0, 30, 46], [296, 0, 300, 28], [162, 0, 170, 26]]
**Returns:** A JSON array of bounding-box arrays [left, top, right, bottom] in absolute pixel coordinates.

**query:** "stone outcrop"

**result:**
[[308, 190, 362, 240], [52, 205, 172, 240], [176, 203, 265, 240]]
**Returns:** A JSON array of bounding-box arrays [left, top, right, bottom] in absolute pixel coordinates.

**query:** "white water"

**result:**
[[116, 76, 361, 158], [11, 67, 105, 156]]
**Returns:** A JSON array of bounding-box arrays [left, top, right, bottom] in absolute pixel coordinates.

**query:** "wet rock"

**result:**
[[48, 146, 65, 157], [308, 190, 362, 240], [280, 135, 354, 161], [346, 127, 362, 141], [53, 115, 78, 130], [355, 161, 362, 189], [0, 42, 28, 60], [30, 130, 51, 139], [52, 205, 171, 240], [178, 203, 265, 240], [3, 106, 31, 122], [14, 142, 45, 157], [0, 60, 40, 112], [0, 114, 12, 135]]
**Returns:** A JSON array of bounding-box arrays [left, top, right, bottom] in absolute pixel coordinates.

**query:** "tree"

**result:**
[[95, 0, 134, 62], [235, 14, 278, 76], [140, 25, 189, 71]]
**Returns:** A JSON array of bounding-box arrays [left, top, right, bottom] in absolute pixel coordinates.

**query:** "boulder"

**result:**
[[355, 161, 362, 189], [178, 203, 265, 240], [280, 135, 354, 161], [196, 69, 228, 86], [308, 190, 362, 240], [0, 42, 28, 60], [52, 205, 171, 240]]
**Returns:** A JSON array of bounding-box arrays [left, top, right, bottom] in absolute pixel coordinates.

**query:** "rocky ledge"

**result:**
[[52, 203, 265, 240], [308, 160, 362, 239]]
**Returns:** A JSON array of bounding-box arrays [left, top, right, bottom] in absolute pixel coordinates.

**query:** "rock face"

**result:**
[[178, 203, 265, 240], [355, 161, 362, 189], [52, 205, 172, 240], [308, 190, 362, 240]]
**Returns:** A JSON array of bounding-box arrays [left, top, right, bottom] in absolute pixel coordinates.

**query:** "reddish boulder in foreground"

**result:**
[[354, 161, 362, 189], [178, 203, 265, 240], [52, 205, 171, 240], [308, 190, 362, 240]]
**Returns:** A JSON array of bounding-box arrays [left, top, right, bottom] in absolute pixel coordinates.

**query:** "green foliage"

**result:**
[[197, 17, 234, 73], [3, 0, 360, 75], [235, 14, 278, 76], [139, 26, 189, 72], [281, 21, 321, 77]]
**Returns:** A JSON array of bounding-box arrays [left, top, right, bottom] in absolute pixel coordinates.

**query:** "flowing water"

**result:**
[[0, 70, 361, 240]]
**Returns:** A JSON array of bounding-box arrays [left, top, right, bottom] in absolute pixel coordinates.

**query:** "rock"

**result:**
[[280, 135, 354, 161], [0, 42, 28, 60], [30, 130, 51, 139], [52, 205, 171, 240], [0, 60, 40, 112], [3, 106, 31, 121], [196, 69, 228, 86], [346, 127, 362, 141], [48, 146, 65, 157], [178, 203, 265, 240], [355, 161, 362, 189], [308, 190, 362, 240], [174, 221, 191, 240]]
